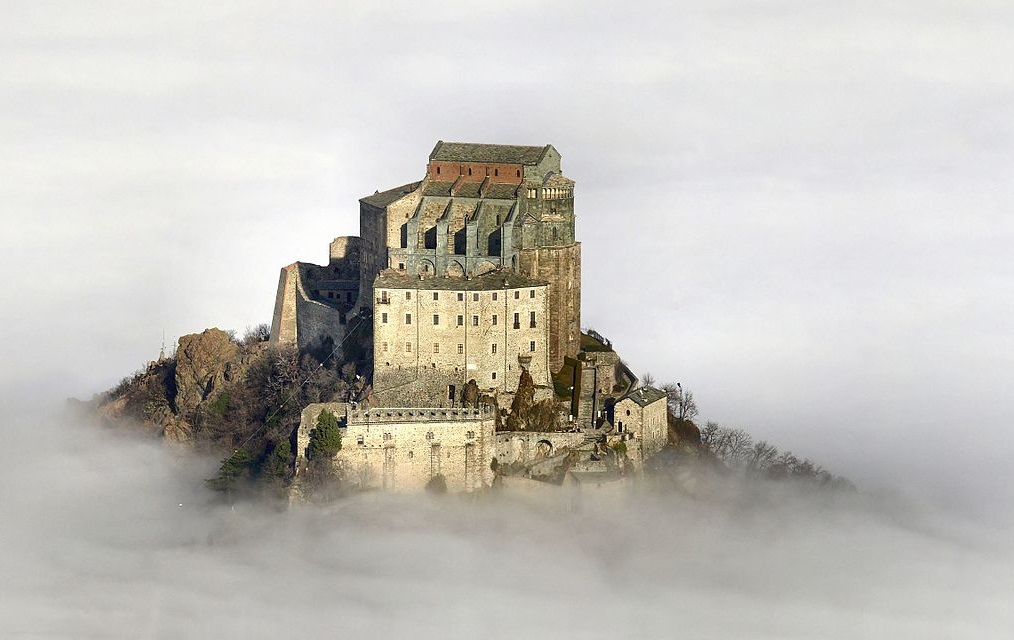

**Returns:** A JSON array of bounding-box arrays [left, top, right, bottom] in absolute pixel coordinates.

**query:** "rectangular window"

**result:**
[[472, 315, 479, 326], [382, 342, 388, 352], [514, 291, 520, 299], [491, 343, 497, 354], [530, 311, 536, 328], [492, 292, 498, 301], [406, 291, 411, 300], [473, 293, 479, 302], [457, 344, 464, 355], [529, 289, 535, 298], [513, 313, 520, 329], [492, 372, 497, 380], [381, 312, 388, 324], [405, 342, 412, 353], [492, 314, 498, 326], [433, 292, 439, 301], [456, 315, 464, 326], [433, 343, 440, 354], [405, 313, 412, 324], [530, 341, 536, 352], [457, 292, 464, 301], [433, 314, 439, 325]]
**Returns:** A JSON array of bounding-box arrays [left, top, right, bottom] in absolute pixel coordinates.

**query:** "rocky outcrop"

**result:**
[[173, 328, 241, 417]]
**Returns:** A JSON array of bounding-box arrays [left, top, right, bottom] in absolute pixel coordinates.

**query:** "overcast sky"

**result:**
[[3, 0, 1013, 509]]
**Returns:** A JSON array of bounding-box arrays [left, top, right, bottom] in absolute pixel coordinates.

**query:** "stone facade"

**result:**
[[272, 141, 581, 373], [372, 271, 550, 406], [297, 403, 496, 493], [613, 386, 668, 470], [275, 143, 669, 495]]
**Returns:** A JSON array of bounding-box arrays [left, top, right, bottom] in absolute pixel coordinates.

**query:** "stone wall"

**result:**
[[518, 243, 581, 372], [296, 403, 496, 493], [494, 430, 588, 466], [613, 390, 668, 470], [372, 277, 550, 406]]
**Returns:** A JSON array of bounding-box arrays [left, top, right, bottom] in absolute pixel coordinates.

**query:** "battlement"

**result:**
[[348, 406, 495, 424]]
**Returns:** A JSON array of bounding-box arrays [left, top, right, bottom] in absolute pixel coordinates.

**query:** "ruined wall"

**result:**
[[269, 237, 362, 351], [372, 278, 550, 406], [494, 431, 588, 467], [518, 243, 581, 372]]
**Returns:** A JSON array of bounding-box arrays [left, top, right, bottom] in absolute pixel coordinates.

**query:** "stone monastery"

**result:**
[[270, 142, 668, 493]]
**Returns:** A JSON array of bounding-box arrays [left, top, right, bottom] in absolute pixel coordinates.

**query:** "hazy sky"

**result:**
[[3, 1, 1013, 509]]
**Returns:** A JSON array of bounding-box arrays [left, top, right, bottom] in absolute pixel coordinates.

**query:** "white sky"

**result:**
[[2, 0, 1013, 509]]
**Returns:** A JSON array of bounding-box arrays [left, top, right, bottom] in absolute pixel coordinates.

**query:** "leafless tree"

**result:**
[[746, 440, 780, 474], [711, 427, 753, 465], [640, 372, 656, 387], [661, 382, 699, 423]]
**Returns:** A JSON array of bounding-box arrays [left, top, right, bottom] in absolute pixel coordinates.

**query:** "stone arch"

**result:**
[[445, 260, 465, 277], [536, 439, 553, 458], [474, 260, 497, 276], [416, 259, 434, 277]]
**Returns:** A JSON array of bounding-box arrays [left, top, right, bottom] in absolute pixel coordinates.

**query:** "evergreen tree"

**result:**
[[307, 408, 342, 460]]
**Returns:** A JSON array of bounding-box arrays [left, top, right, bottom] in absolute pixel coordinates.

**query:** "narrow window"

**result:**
[[472, 315, 479, 327], [513, 313, 520, 329], [494, 168, 498, 176], [433, 292, 439, 301], [457, 344, 464, 355], [381, 312, 388, 323], [492, 314, 498, 326], [491, 372, 497, 381], [514, 290, 520, 299], [530, 341, 536, 352], [433, 343, 440, 354], [495, 215, 501, 226], [398, 262, 405, 270], [468, 167, 472, 176], [529, 289, 535, 298], [530, 311, 536, 328], [433, 314, 439, 325], [405, 342, 412, 352], [456, 315, 463, 326], [382, 341, 388, 352], [437, 166, 441, 175], [491, 343, 497, 354], [473, 293, 479, 302], [357, 435, 364, 446], [406, 291, 411, 300], [457, 292, 464, 302], [516, 169, 520, 177], [492, 292, 498, 301], [405, 313, 412, 324]]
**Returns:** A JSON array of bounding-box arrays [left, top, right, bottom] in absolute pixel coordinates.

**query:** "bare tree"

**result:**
[[640, 372, 656, 387], [699, 421, 720, 450], [661, 382, 698, 423], [711, 427, 753, 465], [746, 440, 780, 474]]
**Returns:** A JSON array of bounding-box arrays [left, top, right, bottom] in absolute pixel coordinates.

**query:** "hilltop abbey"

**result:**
[[271, 142, 667, 493]]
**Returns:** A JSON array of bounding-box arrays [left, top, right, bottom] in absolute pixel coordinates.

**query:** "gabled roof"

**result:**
[[429, 141, 552, 165], [619, 386, 667, 408], [360, 181, 420, 208]]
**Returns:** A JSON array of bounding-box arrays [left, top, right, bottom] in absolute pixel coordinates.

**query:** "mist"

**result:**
[[1, 408, 1011, 638], [3, 0, 1014, 636]]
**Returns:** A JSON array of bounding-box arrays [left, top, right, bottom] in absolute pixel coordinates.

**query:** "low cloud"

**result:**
[[1, 407, 1010, 639]]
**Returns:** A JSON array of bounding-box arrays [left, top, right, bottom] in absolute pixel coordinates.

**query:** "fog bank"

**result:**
[[1, 409, 1010, 639]]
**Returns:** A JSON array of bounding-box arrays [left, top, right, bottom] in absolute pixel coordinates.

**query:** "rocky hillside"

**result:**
[[85, 325, 372, 482]]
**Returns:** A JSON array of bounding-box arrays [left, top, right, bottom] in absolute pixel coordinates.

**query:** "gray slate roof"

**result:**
[[375, 269, 547, 292], [360, 181, 420, 208], [620, 386, 667, 408], [429, 141, 550, 165]]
